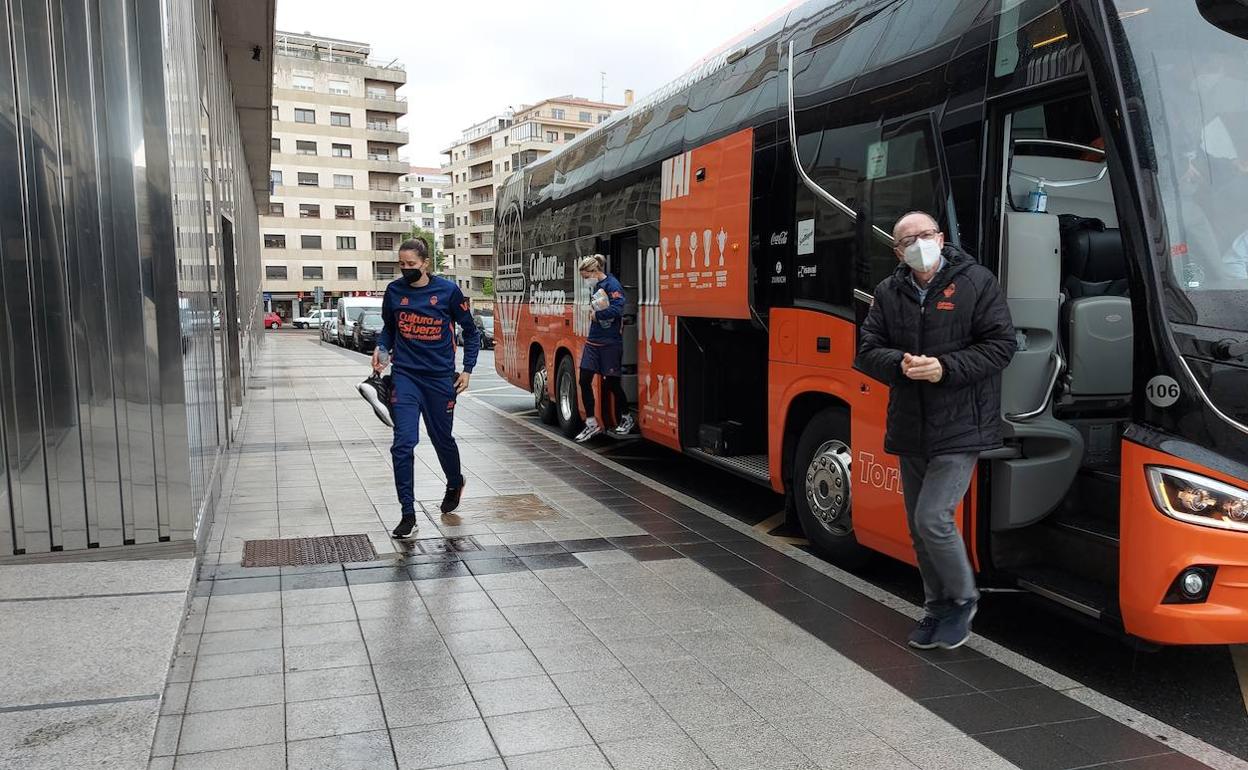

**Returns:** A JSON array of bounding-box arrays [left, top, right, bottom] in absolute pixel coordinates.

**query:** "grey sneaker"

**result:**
[[932, 601, 978, 650], [575, 421, 602, 443], [907, 615, 942, 650], [612, 413, 637, 435]]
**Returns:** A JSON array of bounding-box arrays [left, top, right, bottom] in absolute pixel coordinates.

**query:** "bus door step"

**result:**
[[1013, 565, 1116, 621], [687, 448, 770, 483]]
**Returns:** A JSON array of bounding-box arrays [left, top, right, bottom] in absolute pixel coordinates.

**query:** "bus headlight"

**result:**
[[1147, 467, 1248, 532]]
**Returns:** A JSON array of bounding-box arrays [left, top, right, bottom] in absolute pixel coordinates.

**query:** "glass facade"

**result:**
[[0, 0, 269, 556]]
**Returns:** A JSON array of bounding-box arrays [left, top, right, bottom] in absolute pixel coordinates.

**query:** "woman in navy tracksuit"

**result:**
[[374, 238, 480, 538], [575, 254, 634, 442]]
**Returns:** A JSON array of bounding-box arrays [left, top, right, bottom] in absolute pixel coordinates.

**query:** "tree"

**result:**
[[404, 225, 446, 273], [482, 277, 494, 297]]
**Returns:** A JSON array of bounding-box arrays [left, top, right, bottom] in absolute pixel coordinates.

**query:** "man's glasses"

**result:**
[[894, 229, 940, 249]]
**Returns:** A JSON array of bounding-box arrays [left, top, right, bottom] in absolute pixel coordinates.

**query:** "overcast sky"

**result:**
[[275, 0, 793, 166]]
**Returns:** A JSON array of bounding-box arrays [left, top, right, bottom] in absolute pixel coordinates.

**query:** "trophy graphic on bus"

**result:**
[[689, 231, 698, 271], [661, 236, 669, 271], [674, 234, 682, 270], [717, 228, 728, 266], [703, 228, 712, 268]]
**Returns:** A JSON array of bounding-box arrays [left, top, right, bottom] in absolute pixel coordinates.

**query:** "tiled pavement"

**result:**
[[153, 335, 1214, 770]]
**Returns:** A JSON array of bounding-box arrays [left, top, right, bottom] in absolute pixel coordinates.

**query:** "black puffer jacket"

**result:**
[[855, 244, 1017, 458]]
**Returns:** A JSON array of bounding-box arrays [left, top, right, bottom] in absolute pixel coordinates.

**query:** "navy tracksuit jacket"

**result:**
[[377, 276, 480, 513]]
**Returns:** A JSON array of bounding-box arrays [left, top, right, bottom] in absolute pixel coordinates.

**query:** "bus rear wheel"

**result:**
[[532, 353, 557, 425], [555, 355, 583, 439], [793, 409, 871, 569]]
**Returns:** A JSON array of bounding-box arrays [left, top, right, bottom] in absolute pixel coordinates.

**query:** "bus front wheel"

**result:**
[[532, 353, 558, 425], [793, 409, 871, 569], [555, 355, 583, 439]]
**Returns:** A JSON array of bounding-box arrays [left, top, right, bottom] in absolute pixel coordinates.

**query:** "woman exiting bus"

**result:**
[[575, 255, 634, 442]]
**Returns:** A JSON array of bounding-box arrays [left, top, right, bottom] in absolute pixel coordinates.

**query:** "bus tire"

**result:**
[[555, 354, 583, 439], [793, 409, 871, 569], [532, 353, 558, 425]]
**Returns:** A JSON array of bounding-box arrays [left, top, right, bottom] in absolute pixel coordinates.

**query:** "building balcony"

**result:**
[[273, 184, 409, 205], [468, 198, 494, 211], [365, 92, 407, 113], [365, 157, 409, 174], [365, 126, 408, 144], [468, 245, 493, 256], [468, 222, 493, 233]]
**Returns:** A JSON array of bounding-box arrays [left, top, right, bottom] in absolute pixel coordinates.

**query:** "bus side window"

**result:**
[[793, 120, 878, 316]]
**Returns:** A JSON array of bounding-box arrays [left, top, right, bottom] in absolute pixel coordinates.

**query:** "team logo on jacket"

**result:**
[[430, 295, 439, 306], [942, 283, 956, 298], [400, 297, 409, 306]]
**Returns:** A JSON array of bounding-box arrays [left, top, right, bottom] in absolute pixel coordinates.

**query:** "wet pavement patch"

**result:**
[[242, 535, 377, 567]]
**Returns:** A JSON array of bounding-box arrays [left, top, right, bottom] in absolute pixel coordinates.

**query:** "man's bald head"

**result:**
[[893, 211, 940, 242]]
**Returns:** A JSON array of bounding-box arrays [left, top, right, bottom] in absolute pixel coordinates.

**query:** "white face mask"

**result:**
[[902, 237, 942, 273]]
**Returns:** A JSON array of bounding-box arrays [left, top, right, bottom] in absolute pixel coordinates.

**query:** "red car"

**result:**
[[264, 312, 282, 329]]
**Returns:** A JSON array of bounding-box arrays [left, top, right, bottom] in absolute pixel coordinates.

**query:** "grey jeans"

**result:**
[[899, 452, 980, 617]]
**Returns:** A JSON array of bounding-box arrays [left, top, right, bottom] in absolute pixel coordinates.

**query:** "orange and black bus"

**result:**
[[493, 0, 1248, 646]]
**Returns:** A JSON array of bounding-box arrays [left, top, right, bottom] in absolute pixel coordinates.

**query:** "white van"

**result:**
[[336, 297, 383, 347]]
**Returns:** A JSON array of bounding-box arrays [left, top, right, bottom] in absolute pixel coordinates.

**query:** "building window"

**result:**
[[420, 187, 432, 198], [564, 132, 575, 141], [296, 140, 317, 156], [297, 172, 318, 186], [298, 203, 320, 219], [271, 137, 280, 152], [271, 106, 279, 120], [263, 234, 286, 249], [551, 108, 565, 119], [422, 218, 434, 229], [335, 205, 355, 220], [598, 113, 609, 123], [333, 174, 353, 189], [367, 86, 388, 99], [294, 108, 315, 124], [546, 131, 558, 142], [328, 79, 349, 95], [303, 266, 323, 280], [330, 112, 350, 127], [265, 265, 287, 279], [337, 266, 357, 280], [372, 208, 394, 222], [292, 73, 314, 91], [337, 236, 357, 250], [269, 202, 284, 217], [376, 236, 394, 250], [301, 235, 322, 249], [270, 170, 283, 186], [332, 143, 352, 158], [421, 203, 435, 214], [504, 160, 510, 172], [579, 111, 591, 122]]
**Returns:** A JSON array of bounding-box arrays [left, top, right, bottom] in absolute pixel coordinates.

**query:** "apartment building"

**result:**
[[441, 94, 629, 306], [262, 32, 409, 319], [400, 166, 451, 247]]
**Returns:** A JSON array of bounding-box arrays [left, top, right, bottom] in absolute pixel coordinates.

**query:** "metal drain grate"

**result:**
[[242, 535, 377, 567]]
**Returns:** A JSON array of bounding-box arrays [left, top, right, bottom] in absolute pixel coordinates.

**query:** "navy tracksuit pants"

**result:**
[[390, 369, 462, 514]]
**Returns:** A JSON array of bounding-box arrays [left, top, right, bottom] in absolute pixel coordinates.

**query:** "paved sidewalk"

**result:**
[[152, 335, 1211, 769]]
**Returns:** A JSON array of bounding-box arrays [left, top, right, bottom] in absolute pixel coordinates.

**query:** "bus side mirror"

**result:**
[[1197, 0, 1248, 40]]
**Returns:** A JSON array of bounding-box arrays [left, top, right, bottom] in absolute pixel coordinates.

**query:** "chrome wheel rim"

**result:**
[[558, 366, 575, 423], [805, 440, 853, 536], [532, 366, 550, 412]]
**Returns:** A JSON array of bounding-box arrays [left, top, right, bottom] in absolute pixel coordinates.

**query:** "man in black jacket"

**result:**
[[855, 211, 1016, 650]]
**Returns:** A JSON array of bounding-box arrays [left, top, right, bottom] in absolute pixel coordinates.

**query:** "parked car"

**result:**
[[321, 317, 338, 343], [293, 309, 331, 329], [353, 310, 384, 352], [455, 314, 494, 349], [264, 311, 282, 329], [335, 297, 382, 347]]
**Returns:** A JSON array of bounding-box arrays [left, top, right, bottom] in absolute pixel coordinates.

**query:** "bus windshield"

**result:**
[[1115, 1, 1248, 331]]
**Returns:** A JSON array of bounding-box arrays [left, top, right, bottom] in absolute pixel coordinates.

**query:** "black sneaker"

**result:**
[[391, 515, 417, 539], [931, 600, 978, 650], [907, 615, 942, 650], [440, 485, 465, 514], [357, 375, 394, 428]]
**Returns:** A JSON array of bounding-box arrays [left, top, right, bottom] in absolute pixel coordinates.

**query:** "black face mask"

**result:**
[[401, 268, 422, 284]]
